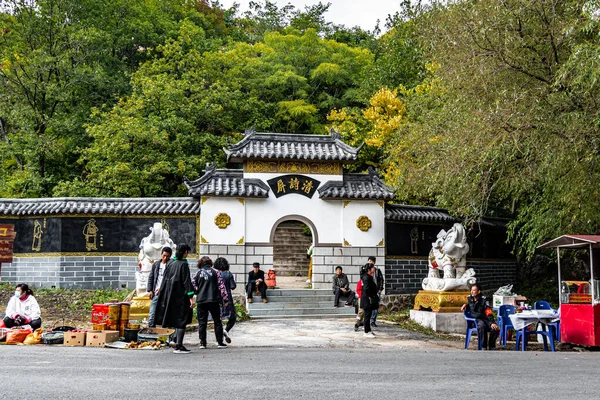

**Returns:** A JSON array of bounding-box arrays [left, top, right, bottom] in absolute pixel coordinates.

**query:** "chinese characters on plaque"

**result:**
[[267, 175, 321, 199]]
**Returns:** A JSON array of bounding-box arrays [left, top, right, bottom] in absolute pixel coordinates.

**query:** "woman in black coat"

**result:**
[[360, 264, 379, 337], [155, 243, 194, 354]]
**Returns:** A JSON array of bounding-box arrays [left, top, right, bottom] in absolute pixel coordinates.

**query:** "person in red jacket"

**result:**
[[354, 279, 364, 331]]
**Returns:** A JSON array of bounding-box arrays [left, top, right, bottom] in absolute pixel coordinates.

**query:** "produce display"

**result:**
[[125, 340, 162, 349]]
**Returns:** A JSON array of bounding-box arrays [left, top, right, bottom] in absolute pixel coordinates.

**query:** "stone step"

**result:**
[[248, 301, 354, 310], [248, 295, 335, 303], [248, 307, 356, 317], [259, 289, 331, 297], [250, 314, 355, 320]]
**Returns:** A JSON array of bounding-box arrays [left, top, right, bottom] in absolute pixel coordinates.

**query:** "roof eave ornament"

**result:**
[[245, 126, 256, 136], [330, 128, 342, 140]]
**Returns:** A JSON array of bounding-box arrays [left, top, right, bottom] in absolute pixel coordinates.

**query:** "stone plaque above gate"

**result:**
[[267, 175, 321, 199]]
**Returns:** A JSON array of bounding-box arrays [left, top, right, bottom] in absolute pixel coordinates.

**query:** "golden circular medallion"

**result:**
[[356, 216, 372, 232], [214, 213, 231, 229]]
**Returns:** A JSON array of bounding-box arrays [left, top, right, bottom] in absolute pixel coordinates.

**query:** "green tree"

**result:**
[[55, 26, 374, 197], [383, 0, 600, 258], [0, 0, 222, 197]]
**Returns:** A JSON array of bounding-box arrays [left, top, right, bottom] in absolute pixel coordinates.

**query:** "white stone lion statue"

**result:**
[[136, 222, 176, 295], [421, 223, 476, 292]]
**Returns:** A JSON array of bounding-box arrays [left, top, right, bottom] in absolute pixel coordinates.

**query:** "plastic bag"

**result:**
[[494, 284, 514, 296], [23, 328, 44, 345], [41, 331, 64, 344], [6, 327, 33, 344]]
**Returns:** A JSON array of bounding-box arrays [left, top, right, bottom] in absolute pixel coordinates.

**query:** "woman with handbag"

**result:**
[[3, 283, 42, 330], [214, 257, 236, 344]]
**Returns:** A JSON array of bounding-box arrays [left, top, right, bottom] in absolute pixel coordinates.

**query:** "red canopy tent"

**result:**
[[538, 235, 600, 346]]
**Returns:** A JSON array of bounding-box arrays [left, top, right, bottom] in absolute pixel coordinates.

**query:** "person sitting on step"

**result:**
[[246, 262, 268, 303], [332, 266, 355, 308]]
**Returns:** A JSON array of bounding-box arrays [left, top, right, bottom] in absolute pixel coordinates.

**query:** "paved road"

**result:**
[[2, 344, 599, 400]]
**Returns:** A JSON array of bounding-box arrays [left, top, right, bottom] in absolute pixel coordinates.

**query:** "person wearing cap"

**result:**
[[246, 262, 268, 303]]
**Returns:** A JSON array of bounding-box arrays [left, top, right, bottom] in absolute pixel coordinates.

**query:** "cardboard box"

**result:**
[[493, 295, 515, 308], [86, 330, 119, 347], [138, 327, 176, 344], [64, 331, 87, 347]]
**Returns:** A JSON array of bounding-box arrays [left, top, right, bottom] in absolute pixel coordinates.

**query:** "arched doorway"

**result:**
[[272, 219, 314, 289]]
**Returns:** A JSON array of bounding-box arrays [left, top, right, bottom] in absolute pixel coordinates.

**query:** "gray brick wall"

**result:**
[[312, 245, 385, 290], [385, 258, 517, 294], [1, 256, 142, 289]]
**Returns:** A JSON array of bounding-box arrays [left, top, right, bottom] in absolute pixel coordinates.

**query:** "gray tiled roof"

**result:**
[[185, 163, 270, 198], [0, 197, 199, 216], [318, 167, 394, 200], [224, 128, 363, 163], [385, 204, 455, 223]]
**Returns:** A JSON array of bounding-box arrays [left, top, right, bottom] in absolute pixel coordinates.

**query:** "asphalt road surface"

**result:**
[[2, 345, 599, 399]]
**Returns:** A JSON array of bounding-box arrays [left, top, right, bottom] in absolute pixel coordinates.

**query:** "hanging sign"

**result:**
[[0, 224, 16, 263], [267, 175, 321, 199]]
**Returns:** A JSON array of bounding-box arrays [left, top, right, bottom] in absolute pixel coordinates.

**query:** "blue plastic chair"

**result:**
[[497, 305, 516, 347], [515, 325, 555, 352], [534, 300, 561, 342], [464, 309, 483, 350]]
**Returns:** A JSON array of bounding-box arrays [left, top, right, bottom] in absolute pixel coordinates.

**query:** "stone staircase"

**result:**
[[246, 289, 357, 319], [272, 221, 311, 277]]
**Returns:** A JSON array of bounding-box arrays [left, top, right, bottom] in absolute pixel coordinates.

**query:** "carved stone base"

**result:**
[[413, 290, 469, 313], [129, 295, 151, 322]]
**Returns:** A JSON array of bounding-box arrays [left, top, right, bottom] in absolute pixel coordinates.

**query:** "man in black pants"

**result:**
[[461, 283, 499, 350], [361, 264, 379, 338], [332, 266, 355, 308], [246, 262, 268, 303], [193, 256, 229, 349]]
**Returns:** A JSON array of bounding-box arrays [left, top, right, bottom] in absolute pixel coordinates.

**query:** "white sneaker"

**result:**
[[363, 332, 376, 338], [306, 279, 311, 283], [198, 344, 206, 349]]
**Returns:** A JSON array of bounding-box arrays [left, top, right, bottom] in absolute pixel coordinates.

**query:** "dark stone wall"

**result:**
[[0, 216, 198, 254], [385, 258, 517, 294], [385, 222, 513, 259]]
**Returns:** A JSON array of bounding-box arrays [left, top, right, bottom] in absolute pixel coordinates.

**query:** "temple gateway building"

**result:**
[[0, 130, 516, 295]]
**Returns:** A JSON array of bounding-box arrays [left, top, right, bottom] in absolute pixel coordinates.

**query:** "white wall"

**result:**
[[244, 173, 342, 244], [199, 197, 245, 245], [342, 201, 385, 247]]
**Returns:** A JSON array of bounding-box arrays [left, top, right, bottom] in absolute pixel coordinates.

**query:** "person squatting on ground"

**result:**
[[368, 256, 384, 327], [214, 257, 236, 344], [193, 256, 229, 349], [332, 266, 355, 308], [146, 246, 172, 328], [154, 244, 194, 354], [361, 264, 379, 338], [246, 262, 268, 303], [461, 283, 499, 350], [3, 283, 42, 330]]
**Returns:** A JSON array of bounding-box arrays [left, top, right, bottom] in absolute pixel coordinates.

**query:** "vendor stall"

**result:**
[[538, 235, 600, 347]]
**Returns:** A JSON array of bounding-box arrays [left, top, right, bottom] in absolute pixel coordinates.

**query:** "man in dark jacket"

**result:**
[[461, 283, 499, 350], [332, 266, 355, 308], [361, 264, 379, 338], [146, 246, 172, 328], [246, 262, 267, 303], [362, 256, 384, 327], [193, 256, 229, 349], [154, 244, 194, 354]]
